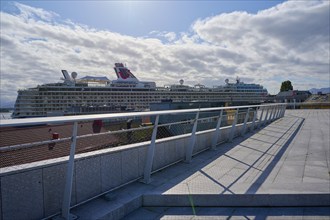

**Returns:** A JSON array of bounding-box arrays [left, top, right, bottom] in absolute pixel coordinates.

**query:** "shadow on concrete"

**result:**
[[151, 116, 305, 197], [246, 116, 305, 194], [147, 130, 257, 193], [205, 116, 305, 195]]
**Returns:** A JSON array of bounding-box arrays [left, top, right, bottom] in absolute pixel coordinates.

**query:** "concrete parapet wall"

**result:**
[[0, 122, 251, 219]]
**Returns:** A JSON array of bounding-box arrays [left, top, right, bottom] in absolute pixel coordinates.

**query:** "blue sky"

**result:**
[[2, 1, 285, 36], [0, 1, 329, 107]]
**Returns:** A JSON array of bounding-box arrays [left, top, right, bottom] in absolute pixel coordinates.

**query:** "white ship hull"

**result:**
[[12, 63, 268, 118]]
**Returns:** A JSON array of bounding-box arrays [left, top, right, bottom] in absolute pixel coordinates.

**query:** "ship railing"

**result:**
[[0, 103, 286, 220]]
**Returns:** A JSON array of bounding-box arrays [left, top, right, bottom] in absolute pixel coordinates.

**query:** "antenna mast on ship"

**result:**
[[236, 76, 240, 84]]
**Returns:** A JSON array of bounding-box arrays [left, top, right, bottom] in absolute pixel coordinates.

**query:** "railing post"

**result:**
[[278, 105, 283, 118], [269, 106, 274, 123], [281, 104, 286, 117], [268, 106, 273, 122], [185, 111, 199, 163], [257, 106, 265, 129], [251, 108, 257, 131], [272, 105, 279, 121], [211, 109, 223, 150], [61, 121, 78, 220], [241, 108, 250, 136], [142, 115, 159, 184], [228, 109, 239, 142], [267, 106, 274, 124], [274, 105, 279, 119], [262, 107, 270, 126], [271, 105, 276, 121], [272, 105, 277, 120], [277, 104, 283, 118]]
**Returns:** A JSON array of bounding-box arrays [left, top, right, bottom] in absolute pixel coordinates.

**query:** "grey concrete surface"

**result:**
[[124, 206, 330, 220], [71, 110, 330, 220], [152, 110, 330, 196], [1, 169, 44, 219]]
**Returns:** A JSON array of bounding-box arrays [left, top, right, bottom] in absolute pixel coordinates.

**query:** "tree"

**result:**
[[280, 80, 293, 92]]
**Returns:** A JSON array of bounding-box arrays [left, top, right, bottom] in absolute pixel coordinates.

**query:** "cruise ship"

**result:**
[[12, 63, 268, 118]]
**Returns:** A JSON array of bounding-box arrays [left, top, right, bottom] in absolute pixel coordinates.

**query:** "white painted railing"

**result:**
[[0, 103, 286, 219]]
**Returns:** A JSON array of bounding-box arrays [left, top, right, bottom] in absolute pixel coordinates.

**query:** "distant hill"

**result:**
[[0, 100, 15, 109], [309, 87, 330, 94]]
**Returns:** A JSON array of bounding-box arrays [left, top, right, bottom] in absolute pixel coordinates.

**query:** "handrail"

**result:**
[[0, 103, 284, 127], [0, 103, 287, 220]]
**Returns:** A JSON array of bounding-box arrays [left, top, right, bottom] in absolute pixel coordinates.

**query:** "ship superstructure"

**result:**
[[12, 63, 268, 118]]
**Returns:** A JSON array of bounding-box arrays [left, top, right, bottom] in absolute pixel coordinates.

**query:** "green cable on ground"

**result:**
[[186, 183, 196, 216]]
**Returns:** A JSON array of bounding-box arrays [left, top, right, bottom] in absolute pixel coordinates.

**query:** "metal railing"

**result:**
[[0, 103, 286, 219], [285, 101, 330, 109]]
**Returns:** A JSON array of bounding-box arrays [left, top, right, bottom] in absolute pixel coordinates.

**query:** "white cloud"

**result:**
[[14, 2, 59, 22], [192, 0, 329, 91], [148, 30, 177, 42], [164, 32, 176, 42], [0, 1, 329, 107]]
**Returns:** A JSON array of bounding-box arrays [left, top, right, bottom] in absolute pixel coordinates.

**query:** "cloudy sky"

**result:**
[[0, 1, 329, 107]]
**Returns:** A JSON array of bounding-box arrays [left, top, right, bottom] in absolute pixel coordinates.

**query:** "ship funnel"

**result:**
[[61, 70, 72, 81], [71, 72, 78, 79], [113, 63, 138, 81]]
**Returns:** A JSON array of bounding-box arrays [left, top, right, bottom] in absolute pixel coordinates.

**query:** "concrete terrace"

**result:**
[[70, 109, 330, 219]]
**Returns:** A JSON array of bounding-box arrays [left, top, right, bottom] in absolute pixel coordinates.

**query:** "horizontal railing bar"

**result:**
[[1, 112, 259, 152], [0, 104, 285, 128], [0, 137, 71, 152], [286, 102, 330, 105], [0, 124, 154, 152], [197, 115, 219, 121], [158, 119, 195, 128]]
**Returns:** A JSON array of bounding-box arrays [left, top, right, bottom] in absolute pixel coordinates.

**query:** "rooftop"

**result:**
[[0, 107, 329, 220], [72, 109, 330, 219]]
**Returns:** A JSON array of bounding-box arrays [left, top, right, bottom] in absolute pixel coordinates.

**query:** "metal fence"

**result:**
[[0, 103, 286, 219], [285, 101, 330, 109]]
